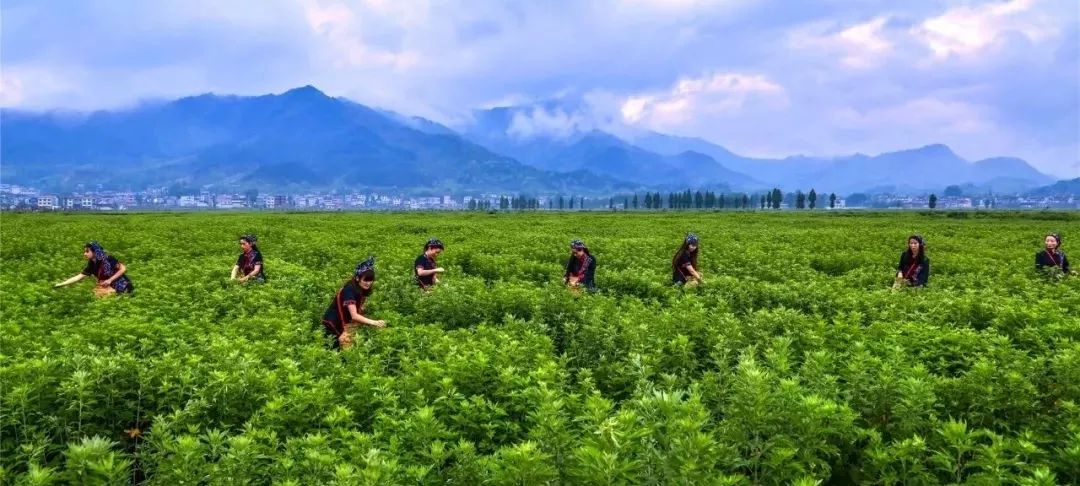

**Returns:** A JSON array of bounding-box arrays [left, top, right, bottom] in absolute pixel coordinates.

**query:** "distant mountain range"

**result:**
[[0, 86, 630, 194], [0, 86, 1066, 195], [463, 98, 1056, 194], [1025, 178, 1080, 197]]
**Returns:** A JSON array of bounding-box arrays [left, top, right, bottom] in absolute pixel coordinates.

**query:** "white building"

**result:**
[[35, 195, 58, 209]]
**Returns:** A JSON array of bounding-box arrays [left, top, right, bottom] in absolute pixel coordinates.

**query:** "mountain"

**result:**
[[0, 86, 631, 194], [633, 131, 828, 187], [635, 132, 1055, 194], [463, 105, 758, 189], [2, 87, 1057, 195], [1025, 178, 1080, 197]]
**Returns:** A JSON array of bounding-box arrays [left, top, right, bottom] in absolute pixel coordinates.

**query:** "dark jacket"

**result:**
[[414, 253, 437, 288], [1035, 249, 1070, 274], [897, 251, 930, 287], [321, 280, 367, 339], [236, 249, 266, 282], [565, 253, 597, 289], [82, 256, 134, 293], [672, 251, 695, 284]]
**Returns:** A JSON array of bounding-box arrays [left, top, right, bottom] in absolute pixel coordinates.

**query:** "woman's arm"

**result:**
[[55, 274, 87, 287], [348, 304, 386, 328], [231, 265, 240, 279], [239, 264, 261, 281], [416, 267, 444, 277], [103, 263, 127, 286]]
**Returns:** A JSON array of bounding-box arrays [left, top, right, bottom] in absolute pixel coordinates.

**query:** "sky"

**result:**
[[1, 0, 1077, 178]]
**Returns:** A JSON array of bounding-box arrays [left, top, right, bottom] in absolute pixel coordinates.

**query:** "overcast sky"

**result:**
[[1, 0, 1077, 177]]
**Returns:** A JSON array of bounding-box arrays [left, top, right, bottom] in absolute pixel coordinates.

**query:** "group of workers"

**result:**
[[53, 232, 1069, 349]]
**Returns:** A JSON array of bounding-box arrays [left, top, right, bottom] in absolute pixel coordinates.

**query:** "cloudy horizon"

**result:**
[[1, 0, 1077, 178]]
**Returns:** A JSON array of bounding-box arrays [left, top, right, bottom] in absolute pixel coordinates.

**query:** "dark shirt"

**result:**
[[236, 250, 266, 282], [322, 281, 366, 338], [565, 253, 597, 289], [673, 252, 694, 284], [82, 256, 133, 293], [415, 253, 436, 288], [1035, 250, 1070, 274], [897, 252, 930, 287]]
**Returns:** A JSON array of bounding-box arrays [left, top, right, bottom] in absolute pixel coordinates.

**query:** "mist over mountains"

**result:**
[[0, 86, 1060, 195]]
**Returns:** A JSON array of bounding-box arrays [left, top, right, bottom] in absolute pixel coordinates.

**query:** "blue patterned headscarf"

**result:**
[[570, 239, 587, 251], [425, 238, 444, 250], [354, 256, 376, 280], [685, 233, 699, 245]]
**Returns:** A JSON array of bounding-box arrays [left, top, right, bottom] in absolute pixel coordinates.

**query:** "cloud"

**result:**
[[789, 17, 893, 68], [302, 0, 423, 70], [0, 75, 26, 106], [912, 0, 1058, 59], [619, 72, 787, 129], [506, 107, 592, 139]]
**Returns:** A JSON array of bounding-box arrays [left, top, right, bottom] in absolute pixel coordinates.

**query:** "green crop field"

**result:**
[[2, 211, 1079, 484]]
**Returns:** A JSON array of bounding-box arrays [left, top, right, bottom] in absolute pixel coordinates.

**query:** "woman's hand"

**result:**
[[339, 331, 353, 349], [370, 320, 387, 328], [435, 267, 445, 273]]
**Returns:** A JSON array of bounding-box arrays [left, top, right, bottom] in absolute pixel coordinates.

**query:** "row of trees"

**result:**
[[616, 189, 844, 210], [467, 189, 854, 211]]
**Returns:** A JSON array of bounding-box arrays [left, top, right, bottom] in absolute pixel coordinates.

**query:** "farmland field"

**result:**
[[2, 211, 1079, 485]]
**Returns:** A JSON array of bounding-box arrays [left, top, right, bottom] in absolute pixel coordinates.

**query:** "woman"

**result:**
[[54, 241, 134, 296], [564, 239, 597, 291], [415, 238, 445, 290], [1035, 233, 1069, 274], [672, 233, 703, 286], [321, 257, 386, 349], [231, 234, 266, 283], [894, 235, 930, 288]]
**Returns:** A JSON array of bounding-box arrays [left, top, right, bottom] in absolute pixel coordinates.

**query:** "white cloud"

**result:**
[[302, 0, 423, 70], [506, 107, 592, 139], [0, 75, 26, 107], [619, 72, 787, 129], [788, 16, 895, 69], [912, 0, 1057, 59]]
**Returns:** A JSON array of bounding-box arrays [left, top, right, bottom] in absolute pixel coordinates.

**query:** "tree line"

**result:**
[[468, 189, 853, 211]]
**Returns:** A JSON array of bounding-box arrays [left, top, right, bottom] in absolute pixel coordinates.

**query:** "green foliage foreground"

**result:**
[[1, 211, 1079, 485]]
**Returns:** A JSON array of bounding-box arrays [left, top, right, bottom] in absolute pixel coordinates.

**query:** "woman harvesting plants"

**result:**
[[564, 239, 597, 291], [321, 256, 386, 349], [1035, 233, 1069, 274], [54, 241, 134, 296], [414, 238, 445, 290], [894, 235, 930, 288], [672, 233, 703, 286], [231, 234, 266, 283]]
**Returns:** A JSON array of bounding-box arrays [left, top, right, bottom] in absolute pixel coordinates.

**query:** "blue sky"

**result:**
[[1, 0, 1077, 177]]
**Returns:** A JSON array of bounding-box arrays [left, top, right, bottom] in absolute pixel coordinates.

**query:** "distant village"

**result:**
[[2, 183, 1077, 212]]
